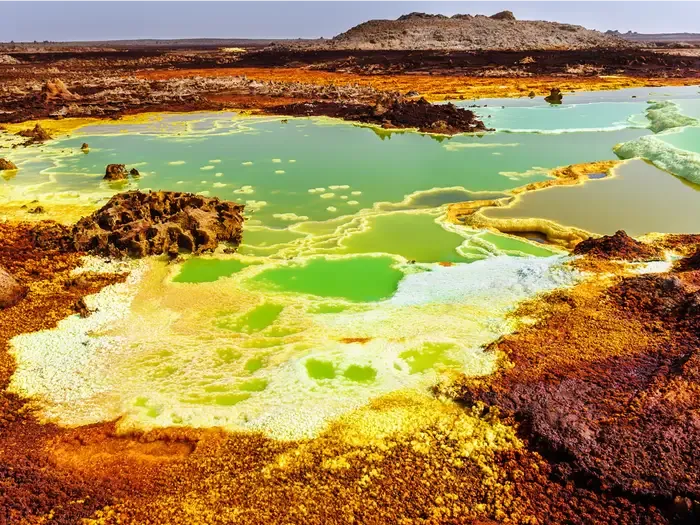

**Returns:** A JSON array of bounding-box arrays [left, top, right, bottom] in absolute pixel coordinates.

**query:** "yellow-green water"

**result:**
[[5, 86, 700, 440]]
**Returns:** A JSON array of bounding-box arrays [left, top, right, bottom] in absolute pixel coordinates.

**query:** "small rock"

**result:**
[[73, 297, 92, 318], [129, 168, 140, 177], [545, 88, 563, 105], [28, 206, 45, 214], [81, 143, 90, 152], [104, 164, 129, 181], [0, 159, 17, 171]]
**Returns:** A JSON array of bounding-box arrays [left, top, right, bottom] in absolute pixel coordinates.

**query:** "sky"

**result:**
[[4, 1, 700, 42]]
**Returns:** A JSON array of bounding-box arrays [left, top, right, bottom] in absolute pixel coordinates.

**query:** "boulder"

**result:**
[[0, 265, 27, 309], [544, 88, 563, 105], [129, 168, 140, 177], [0, 159, 17, 171], [490, 10, 516, 21], [41, 78, 81, 102], [104, 164, 128, 181]]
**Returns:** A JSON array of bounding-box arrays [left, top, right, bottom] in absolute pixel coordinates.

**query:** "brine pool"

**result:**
[[3, 85, 700, 439]]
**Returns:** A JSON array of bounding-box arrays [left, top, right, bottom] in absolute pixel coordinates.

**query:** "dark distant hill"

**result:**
[[607, 30, 700, 44]]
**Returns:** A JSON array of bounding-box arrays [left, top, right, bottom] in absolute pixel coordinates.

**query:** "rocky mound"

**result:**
[[16, 123, 52, 144], [0, 265, 27, 309], [266, 97, 489, 134], [0, 54, 21, 65], [41, 78, 81, 103], [33, 191, 245, 258], [573, 230, 662, 261], [74, 191, 245, 257], [326, 12, 632, 51]]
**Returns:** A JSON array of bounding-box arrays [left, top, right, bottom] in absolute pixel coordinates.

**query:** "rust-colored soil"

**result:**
[[139, 66, 698, 102], [446, 247, 700, 520]]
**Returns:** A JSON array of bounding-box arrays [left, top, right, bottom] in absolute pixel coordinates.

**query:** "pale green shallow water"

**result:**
[[4, 86, 700, 439]]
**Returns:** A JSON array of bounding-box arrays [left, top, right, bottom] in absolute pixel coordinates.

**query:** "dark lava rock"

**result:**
[[573, 230, 663, 261], [129, 168, 140, 177], [490, 10, 516, 21], [0, 159, 17, 171], [267, 97, 490, 135], [70, 190, 245, 258], [28, 206, 45, 214], [104, 164, 129, 181], [544, 88, 563, 104], [16, 123, 52, 143], [676, 248, 700, 272], [0, 265, 27, 309]]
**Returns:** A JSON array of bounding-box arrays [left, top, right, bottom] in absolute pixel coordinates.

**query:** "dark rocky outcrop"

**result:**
[[0, 159, 17, 171], [104, 164, 129, 181], [53, 191, 246, 258], [573, 230, 662, 261], [266, 97, 490, 135], [676, 247, 700, 272], [544, 87, 563, 104], [81, 143, 90, 152], [490, 10, 516, 21], [129, 168, 140, 178], [0, 265, 27, 309], [16, 123, 51, 144]]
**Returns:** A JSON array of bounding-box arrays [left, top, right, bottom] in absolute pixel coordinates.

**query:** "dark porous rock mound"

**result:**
[[104, 164, 129, 181], [676, 247, 700, 272], [16, 123, 52, 144], [267, 98, 490, 135], [0, 159, 17, 171], [544, 88, 563, 104], [71, 191, 245, 258], [490, 10, 516, 21], [573, 230, 662, 261], [0, 265, 27, 309]]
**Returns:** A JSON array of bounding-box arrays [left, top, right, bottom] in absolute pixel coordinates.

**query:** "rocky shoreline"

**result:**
[[264, 97, 490, 134]]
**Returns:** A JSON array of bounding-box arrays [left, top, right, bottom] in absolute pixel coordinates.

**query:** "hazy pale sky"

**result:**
[[4, 1, 700, 42]]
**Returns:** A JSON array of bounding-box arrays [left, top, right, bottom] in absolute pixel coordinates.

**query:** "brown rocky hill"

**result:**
[[325, 11, 633, 51]]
